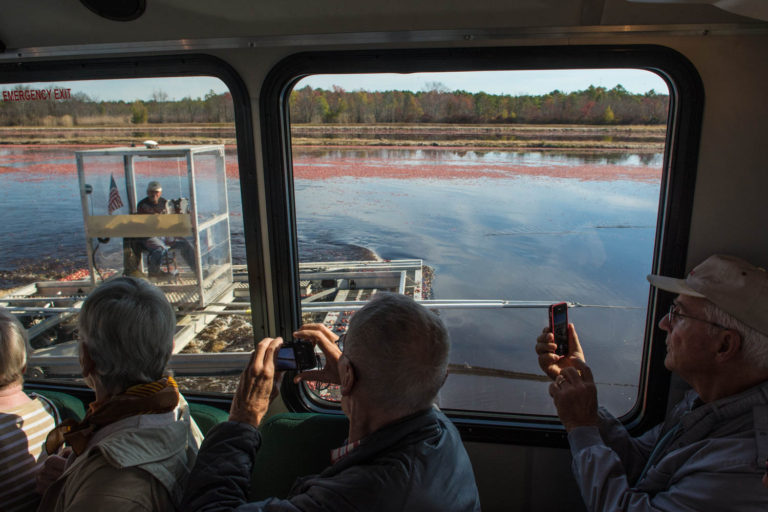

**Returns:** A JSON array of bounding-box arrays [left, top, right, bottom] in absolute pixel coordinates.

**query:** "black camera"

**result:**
[[276, 340, 319, 371]]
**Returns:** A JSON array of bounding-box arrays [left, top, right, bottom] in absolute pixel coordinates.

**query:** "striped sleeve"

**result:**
[[0, 398, 58, 511]]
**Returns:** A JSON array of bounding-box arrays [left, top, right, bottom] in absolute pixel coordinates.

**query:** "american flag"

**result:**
[[108, 174, 124, 214]]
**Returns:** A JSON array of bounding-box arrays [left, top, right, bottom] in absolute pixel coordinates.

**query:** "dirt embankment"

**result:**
[[0, 123, 666, 150], [293, 123, 665, 151]]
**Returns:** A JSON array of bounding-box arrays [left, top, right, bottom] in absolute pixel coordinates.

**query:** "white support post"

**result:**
[[217, 147, 234, 284], [187, 151, 205, 307], [76, 153, 97, 286]]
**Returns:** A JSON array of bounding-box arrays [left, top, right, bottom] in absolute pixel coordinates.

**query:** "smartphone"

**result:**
[[276, 340, 318, 371], [549, 302, 569, 356]]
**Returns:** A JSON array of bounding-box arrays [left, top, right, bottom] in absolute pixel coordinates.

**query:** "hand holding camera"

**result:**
[[276, 339, 320, 371], [290, 323, 343, 385], [229, 337, 284, 427]]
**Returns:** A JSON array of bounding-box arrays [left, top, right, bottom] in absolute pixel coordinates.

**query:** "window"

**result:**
[[0, 58, 260, 395], [263, 47, 703, 429]]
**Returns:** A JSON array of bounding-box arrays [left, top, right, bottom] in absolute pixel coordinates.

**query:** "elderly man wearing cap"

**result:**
[[136, 181, 197, 279], [535, 254, 768, 511]]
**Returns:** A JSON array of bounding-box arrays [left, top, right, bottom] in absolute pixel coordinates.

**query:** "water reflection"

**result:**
[[295, 147, 664, 168], [293, 147, 662, 416], [1, 145, 662, 416]]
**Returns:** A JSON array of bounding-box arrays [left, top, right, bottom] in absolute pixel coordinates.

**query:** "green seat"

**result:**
[[249, 412, 349, 501], [31, 389, 87, 422], [26, 390, 228, 436], [189, 402, 229, 436]]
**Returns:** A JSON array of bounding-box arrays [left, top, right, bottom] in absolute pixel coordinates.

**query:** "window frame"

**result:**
[[0, 54, 265, 399], [260, 45, 703, 444]]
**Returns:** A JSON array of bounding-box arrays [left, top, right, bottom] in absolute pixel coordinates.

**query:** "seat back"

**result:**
[[188, 402, 229, 436], [249, 412, 349, 501], [32, 389, 87, 422], [27, 389, 228, 437]]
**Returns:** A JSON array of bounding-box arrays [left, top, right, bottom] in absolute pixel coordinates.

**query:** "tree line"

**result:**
[[0, 82, 668, 126], [0, 87, 234, 126], [290, 83, 669, 125]]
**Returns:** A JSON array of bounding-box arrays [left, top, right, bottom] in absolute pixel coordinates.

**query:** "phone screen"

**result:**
[[550, 303, 568, 356], [276, 346, 297, 371], [553, 309, 567, 330]]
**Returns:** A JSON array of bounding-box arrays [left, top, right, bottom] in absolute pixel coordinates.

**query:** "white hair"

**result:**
[[78, 277, 175, 394], [344, 293, 450, 413], [0, 308, 30, 389], [703, 302, 768, 371]]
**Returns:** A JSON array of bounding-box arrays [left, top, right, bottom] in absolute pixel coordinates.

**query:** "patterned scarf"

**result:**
[[45, 376, 180, 456]]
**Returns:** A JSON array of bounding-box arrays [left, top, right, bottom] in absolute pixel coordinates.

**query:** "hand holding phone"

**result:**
[[549, 302, 569, 356]]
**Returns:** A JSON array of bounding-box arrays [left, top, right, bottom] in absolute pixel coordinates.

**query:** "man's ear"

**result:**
[[79, 342, 96, 377], [715, 329, 742, 363], [339, 356, 356, 397]]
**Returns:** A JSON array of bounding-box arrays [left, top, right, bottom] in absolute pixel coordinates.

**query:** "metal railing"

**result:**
[[24, 298, 641, 376]]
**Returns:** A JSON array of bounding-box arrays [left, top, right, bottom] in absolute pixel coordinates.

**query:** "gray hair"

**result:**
[[703, 302, 768, 371], [0, 308, 30, 389], [344, 293, 450, 412], [78, 277, 175, 394]]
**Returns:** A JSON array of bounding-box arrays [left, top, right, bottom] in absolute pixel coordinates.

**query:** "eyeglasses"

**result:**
[[667, 304, 729, 330]]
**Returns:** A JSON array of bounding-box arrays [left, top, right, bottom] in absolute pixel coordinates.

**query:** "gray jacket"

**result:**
[[39, 398, 202, 511], [568, 380, 768, 511]]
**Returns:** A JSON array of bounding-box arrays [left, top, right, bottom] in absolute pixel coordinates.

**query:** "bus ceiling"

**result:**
[[0, 0, 765, 56]]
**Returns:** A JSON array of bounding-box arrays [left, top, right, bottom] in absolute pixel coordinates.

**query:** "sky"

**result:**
[[296, 69, 669, 96], [8, 76, 229, 102], [4, 68, 668, 102]]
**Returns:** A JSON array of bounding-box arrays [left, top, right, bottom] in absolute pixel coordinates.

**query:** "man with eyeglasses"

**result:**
[[535, 254, 768, 511]]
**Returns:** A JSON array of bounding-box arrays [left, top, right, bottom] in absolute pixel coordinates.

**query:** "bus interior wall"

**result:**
[[3, 1, 768, 511]]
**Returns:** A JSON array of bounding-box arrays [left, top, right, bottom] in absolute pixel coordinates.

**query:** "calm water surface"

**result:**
[[0, 145, 663, 416]]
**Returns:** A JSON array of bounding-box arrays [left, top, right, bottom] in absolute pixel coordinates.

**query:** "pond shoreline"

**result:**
[[0, 123, 665, 151]]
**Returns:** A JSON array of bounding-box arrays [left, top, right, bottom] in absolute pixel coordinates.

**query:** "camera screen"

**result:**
[[276, 346, 297, 370]]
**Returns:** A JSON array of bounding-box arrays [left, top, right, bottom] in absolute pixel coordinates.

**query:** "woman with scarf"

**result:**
[[37, 277, 202, 511]]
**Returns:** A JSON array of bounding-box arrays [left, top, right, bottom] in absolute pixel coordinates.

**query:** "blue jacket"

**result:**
[[568, 380, 768, 511], [182, 407, 481, 511]]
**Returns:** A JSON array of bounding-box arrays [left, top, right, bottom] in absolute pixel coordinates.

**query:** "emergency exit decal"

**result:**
[[2, 88, 72, 101]]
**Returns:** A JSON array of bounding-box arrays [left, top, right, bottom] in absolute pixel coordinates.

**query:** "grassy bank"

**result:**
[[0, 123, 666, 150]]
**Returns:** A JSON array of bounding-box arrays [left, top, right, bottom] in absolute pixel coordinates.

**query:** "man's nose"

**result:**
[[658, 311, 670, 332]]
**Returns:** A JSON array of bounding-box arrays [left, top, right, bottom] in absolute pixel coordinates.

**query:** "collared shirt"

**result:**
[[330, 438, 361, 464]]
